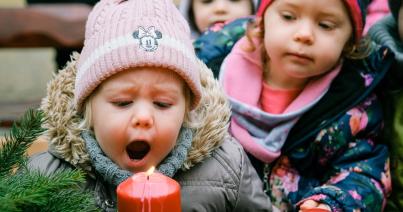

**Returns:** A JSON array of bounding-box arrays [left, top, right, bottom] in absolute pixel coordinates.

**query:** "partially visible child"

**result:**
[[27, 0, 273, 211], [369, 0, 403, 210], [179, 0, 258, 38], [220, 0, 393, 211]]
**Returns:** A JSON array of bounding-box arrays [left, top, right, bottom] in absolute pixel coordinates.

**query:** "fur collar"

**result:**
[[40, 53, 231, 173]]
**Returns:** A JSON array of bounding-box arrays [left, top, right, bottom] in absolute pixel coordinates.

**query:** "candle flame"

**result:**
[[146, 166, 155, 176]]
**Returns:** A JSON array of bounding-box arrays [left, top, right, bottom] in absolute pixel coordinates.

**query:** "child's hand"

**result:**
[[299, 200, 331, 212]]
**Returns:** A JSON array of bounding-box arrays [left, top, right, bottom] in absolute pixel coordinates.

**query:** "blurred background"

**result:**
[[0, 0, 181, 136], [0, 0, 52, 135]]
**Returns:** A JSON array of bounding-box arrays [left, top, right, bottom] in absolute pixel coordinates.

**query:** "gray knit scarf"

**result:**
[[82, 127, 193, 187]]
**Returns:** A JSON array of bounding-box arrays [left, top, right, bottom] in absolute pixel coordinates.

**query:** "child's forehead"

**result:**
[[266, 0, 347, 12], [268, 0, 351, 17], [261, 0, 352, 14]]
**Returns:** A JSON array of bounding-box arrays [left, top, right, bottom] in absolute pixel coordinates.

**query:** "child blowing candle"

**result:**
[[27, 0, 273, 211]]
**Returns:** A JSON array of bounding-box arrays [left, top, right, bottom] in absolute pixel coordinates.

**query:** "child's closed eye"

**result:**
[[318, 21, 336, 30], [154, 101, 172, 109], [280, 12, 296, 21], [199, 0, 213, 4], [112, 101, 133, 107]]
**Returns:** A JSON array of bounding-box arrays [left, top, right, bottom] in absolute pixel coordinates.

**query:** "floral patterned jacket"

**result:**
[[195, 19, 395, 211]]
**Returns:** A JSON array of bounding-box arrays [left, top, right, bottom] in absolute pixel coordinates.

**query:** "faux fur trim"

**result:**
[[40, 53, 231, 172]]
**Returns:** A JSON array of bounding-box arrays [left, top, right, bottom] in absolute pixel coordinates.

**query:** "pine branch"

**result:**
[[39, 189, 99, 212], [0, 109, 99, 211], [0, 169, 98, 212], [1, 169, 83, 202], [0, 109, 45, 177]]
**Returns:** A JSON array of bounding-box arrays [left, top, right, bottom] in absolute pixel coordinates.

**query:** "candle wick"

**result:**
[[147, 175, 149, 180]]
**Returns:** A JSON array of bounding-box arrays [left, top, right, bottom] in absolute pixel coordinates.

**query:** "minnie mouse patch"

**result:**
[[133, 26, 162, 52]]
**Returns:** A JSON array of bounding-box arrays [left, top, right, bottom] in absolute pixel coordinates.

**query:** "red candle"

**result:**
[[117, 168, 181, 212]]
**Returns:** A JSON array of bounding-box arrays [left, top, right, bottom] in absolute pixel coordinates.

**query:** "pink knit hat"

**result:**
[[256, 0, 368, 44], [75, 0, 201, 111]]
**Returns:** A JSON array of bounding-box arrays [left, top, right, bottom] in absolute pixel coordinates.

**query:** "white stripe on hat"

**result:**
[[77, 31, 196, 81]]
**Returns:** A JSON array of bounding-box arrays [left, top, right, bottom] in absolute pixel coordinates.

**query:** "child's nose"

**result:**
[[294, 23, 314, 45], [131, 107, 154, 128], [213, 0, 228, 14]]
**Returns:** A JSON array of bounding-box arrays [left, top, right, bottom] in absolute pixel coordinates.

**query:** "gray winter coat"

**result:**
[[28, 54, 273, 211]]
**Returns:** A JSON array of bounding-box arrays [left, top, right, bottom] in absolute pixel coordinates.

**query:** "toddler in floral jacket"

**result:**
[[217, 0, 393, 211]]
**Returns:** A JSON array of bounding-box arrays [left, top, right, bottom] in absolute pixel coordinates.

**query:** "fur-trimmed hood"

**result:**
[[40, 53, 231, 173]]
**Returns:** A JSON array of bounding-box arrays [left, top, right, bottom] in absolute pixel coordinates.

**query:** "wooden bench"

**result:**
[[0, 4, 91, 129], [0, 4, 91, 154], [0, 4, 91, 48]]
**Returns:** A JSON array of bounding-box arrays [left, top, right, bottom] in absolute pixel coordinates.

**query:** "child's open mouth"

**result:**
[[126, 141, 150, 160]]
